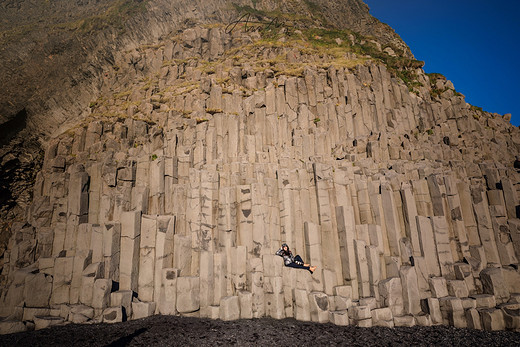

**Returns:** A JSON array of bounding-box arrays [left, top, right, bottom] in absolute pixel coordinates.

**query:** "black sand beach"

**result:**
[[1, 315, 519, 347]]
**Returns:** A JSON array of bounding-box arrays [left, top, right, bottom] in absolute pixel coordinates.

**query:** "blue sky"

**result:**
[[364, 0, 520, 126]]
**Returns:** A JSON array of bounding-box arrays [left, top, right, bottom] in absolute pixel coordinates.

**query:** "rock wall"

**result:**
[[0, 0, 410, 255], [1, 24, 520, 334]]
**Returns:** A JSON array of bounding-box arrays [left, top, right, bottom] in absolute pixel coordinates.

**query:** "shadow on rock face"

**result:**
[[0, 109, 27, 147], [105, 327, 147, 347]]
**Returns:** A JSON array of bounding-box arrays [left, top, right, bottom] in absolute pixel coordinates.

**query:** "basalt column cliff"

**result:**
[[1, 0, 520, 333]]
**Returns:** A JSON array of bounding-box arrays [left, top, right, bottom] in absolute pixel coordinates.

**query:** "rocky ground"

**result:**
[[0, 316, 519, 346]]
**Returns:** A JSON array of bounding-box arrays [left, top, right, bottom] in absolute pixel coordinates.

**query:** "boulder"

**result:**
[[132, 301, 156, 320], [480, 268, 509, 303], [329, 310, 349, 326], [333, 286, 352, 299], [23, 308, 50, 322], [414, 314, 432, 327], [425, 298, 443, 325], [238, 291, 253, 319], [394, 315, 415, 327], [92, 279, 112, 310], [69, 305, 94, 323], [0, 321, 27, 334], [447, 280, 469, 298], [359, 297, 377, 311], [334, 295, 352, 311], [348, 305, 371, 321], [439, 297, 466, 328], [379, 277, 404, 316], [429, 277, 449, 298], [24, 273, 52, 308], [480, 308, 505, 331], [33, 316, 65, 330], [176, 277, 200, 313], [371, 307, 393, 325], [471, 294, 496, 309], [111, 290, 133, 318], [265, 293, 285, 319], [219, 296, 240, 321], [308, 292, 329, 323], [103, 307, 124, 323], [294, 289, 311, 322], [502, 305, 520, 330], [466, 308, 482, 330], [400, 266, 421, 314], [206, 306, 220, 320], [356, 318, 373, 327], [158, 268, 179, 315]]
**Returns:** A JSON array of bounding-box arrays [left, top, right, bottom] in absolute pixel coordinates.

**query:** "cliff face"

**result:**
[[0, 0, 408, 135], [0, 0, 408, 241], [1, 0, 520, 334]]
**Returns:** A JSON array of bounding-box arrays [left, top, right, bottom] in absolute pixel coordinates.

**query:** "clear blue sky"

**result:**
[[364, 0, 520, 126]]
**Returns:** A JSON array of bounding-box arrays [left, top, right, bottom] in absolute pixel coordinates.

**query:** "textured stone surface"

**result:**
[[0, 8, 519, 333], [219, 296, 240, 321], [103, 307, 124, 324], [176, 277, 200, 314], [33, 316, 64, 330], [132, 302, 156, 320]]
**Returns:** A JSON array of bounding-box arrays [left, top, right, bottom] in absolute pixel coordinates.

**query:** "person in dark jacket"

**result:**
[[275, 243, 316, 273]]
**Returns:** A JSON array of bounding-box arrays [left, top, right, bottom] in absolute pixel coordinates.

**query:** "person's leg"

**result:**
[[294, 255, 310, 267], [286, 262, 311, 271]]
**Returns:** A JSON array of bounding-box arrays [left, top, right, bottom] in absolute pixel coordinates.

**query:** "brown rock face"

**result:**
[[0, 1, 409, 233], [0, 0, 407, 136], [0, 0, 519, 333]]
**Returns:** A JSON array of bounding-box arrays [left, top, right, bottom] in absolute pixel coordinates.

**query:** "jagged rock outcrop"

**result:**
[[1, 0, 520, 335]]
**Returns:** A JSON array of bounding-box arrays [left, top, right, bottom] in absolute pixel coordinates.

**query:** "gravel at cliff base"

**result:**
[[1, 315, 519, 347]]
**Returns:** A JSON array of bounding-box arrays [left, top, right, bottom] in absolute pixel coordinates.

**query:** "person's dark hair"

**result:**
[[281, 243, 289, 255]]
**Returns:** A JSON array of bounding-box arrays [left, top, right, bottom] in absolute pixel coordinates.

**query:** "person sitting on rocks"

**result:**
[[276, 243, 317, 274]]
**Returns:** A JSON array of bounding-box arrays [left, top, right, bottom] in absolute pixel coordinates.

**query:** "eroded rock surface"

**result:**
[[1, 0, 519, 334]]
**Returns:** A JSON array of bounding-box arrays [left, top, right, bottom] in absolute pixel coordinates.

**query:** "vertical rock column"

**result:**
[[251, 182, 268, 257], [138, 215, 157, 302], [153, 216, 175, 310], [120, 211, 141, 292], [237, 185, 253, 253], [456, 182, 482, 249], [65, 169, 90, 257], [335, 205, 359, 299], [416, 216, 441, 277], [381, 183, 402, 259], [213, 252, 228, 307], [70, 224, 92, 304], [200, 170, 219, 253], [444, 176, 471, 261], [250, 257, 265, 318], [263, 254, 284, 319], [103, 222, 121, 282], [472, 187, 500, 265], [88, 163, 102, 224], [199, 251, 214, 317], [50, 257, 74, 305], [187, 169, 202, 275], [314, 164, 343, 284], [431, 217, 455, 278], [487, 189, 518, 265], [400, 183, 421, 257], [278, 180, 294, 252]]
